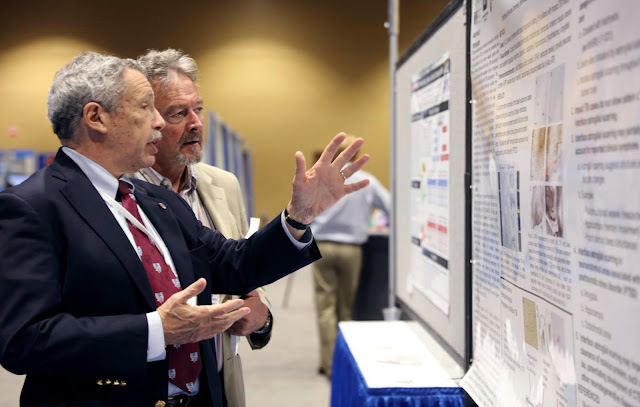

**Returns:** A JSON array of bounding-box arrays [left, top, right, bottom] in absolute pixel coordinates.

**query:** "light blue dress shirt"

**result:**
[[311, 167, 391, 245]]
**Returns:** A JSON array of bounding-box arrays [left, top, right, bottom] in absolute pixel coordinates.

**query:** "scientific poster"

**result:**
[[408, 54, 452, 314], [461, 0, 640, 406]]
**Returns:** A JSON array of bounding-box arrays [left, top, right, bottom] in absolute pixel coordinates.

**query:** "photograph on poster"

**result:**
[[523, 297, 539, 349], [530, 128, 547, 181], [531, 185, 563, 238], [546, 124, 563, 182], [531, 124, 564, 182], [538, 310, 550, 355], [523, 298, 569, 358], [550, 312, 567, 356], [544, 186, 563, 238], [534, 73, 550, 128], [531, 185, 545, 231], [534, 64, 565, 128], [498, 170, 521, 251], [548, 65, 565, 124]]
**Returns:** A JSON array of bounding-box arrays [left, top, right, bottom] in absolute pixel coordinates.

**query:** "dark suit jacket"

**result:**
[[0, 150, 320, 407]]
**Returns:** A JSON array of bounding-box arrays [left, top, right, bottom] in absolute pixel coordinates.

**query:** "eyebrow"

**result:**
[[165, 99, 204, 113]]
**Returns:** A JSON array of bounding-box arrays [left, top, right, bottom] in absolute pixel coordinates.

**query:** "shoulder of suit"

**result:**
[[130, 178, 178, 202], [194, 162, 241, 185], [1, 168, 53, 211]]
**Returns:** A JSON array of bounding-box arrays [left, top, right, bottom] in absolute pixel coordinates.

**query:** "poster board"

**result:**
[[394, 0, 469, 364], [460, 0, 640, 406]]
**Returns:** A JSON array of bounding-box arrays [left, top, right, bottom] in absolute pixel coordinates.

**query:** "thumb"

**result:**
[[294, 151, 306, 182], [175, 278, 207, 303]]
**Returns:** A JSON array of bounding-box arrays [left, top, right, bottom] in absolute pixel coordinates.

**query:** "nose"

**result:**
[[188, 109, 203, 133], [153, 107, 165, 130]]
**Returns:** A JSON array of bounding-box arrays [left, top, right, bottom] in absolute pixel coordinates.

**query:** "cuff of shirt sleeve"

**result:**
[[280, 211, 313, 250], [146, 311, 166, 362]]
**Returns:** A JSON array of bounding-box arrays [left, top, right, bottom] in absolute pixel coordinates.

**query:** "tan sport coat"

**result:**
[[194, 163, 272, 407]]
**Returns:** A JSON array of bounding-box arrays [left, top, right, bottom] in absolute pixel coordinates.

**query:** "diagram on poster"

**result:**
[[407, 54, 451, 315]]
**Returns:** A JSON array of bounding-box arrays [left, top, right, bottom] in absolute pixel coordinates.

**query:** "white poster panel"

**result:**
[[408, 54, 452, 315], [461, 0, 640, 406]]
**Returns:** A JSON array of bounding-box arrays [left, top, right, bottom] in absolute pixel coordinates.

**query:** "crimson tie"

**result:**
[[117, 181, 202, 393]]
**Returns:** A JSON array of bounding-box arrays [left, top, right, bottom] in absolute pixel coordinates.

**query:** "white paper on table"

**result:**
[[341, 321, 460, 388], [230, 217, 262, 356]]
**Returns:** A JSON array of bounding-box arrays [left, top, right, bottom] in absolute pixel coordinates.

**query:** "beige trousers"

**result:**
[[313, 242, 363, 375]]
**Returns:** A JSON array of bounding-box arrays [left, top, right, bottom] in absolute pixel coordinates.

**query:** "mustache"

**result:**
[[178, 131, 203, 147], [149, 131, 163, 143]]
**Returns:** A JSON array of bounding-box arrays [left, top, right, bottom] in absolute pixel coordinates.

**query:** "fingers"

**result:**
[[217, 307, 251, 325], [196, 298, 245, 319], [201, 307, 251, 334], [333, 137, 364, 169], [227, 296, 268, 335], [317, 133, 347, 164], [344, 179, 370, 194], [293, 151, 306, 182], [339, 154, 370, 179], [190, 307, 251, 343], [171, 278, 206, 304]]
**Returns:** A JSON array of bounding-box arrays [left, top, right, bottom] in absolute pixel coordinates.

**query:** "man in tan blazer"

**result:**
[[134, 48, 273, 407]]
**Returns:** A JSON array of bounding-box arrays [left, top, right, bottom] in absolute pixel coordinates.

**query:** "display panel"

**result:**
[[394, 0, 468, 363]]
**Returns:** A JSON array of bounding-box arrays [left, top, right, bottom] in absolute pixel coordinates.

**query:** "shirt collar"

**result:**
[[137, 164, 198, 194], [61, 147, 133, 199]]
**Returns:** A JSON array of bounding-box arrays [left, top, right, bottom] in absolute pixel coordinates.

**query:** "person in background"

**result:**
[[133, 48, 272, 407], [0, 51, 370, 407], [311, 134, 391, 377]]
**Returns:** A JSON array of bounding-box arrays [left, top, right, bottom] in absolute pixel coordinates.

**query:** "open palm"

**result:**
[[287, 133, 370, 224]]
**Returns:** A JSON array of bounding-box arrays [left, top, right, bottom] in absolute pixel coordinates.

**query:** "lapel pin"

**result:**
[[158, 203, 166, 210]]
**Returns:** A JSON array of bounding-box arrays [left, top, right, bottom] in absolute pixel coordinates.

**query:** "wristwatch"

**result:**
[[253, 310, 272, 334], [284, 208, 310, 230]]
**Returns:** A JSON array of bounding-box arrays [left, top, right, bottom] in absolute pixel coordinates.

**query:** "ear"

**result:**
[[82, 102, 109, 134]]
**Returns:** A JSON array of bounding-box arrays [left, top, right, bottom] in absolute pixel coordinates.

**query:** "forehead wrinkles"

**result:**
[[121, 72, 153, 105], [156, 76, 201, 106]]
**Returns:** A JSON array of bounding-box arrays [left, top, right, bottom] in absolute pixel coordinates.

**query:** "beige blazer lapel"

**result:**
[[194, 167, 240, 238]]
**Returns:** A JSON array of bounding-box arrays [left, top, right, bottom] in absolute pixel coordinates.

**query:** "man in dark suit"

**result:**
[[0, 51, 370, 407]]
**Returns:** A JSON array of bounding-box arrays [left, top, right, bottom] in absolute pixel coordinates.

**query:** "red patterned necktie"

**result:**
[[117, 180, 202, 393]]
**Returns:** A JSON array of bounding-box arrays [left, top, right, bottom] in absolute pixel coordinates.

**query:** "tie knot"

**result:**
[[117, 180, 133, 200]]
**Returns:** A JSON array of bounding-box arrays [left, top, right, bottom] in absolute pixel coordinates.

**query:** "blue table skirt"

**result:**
[[331, 329, 465, 407]]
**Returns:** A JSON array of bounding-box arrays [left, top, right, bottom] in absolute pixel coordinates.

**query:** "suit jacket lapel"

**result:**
[[52, 152, 156, 310], [195, 168, 236, 238]]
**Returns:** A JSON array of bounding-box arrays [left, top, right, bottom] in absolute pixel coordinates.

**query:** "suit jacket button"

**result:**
[[120, 381, 127, 386], [113, 380, 120, 386], [96, 380, 103, 386], [105, 379, 111, 385], [155, 401, 166, 407]]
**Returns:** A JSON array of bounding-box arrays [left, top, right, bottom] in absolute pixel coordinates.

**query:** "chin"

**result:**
[[142, 156, 156, 169], [175, 154, 201, 166]]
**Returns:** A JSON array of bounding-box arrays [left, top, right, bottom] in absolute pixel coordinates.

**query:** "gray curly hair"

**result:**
[[137, 48, 198, 89], [47, 51, 145, 141]]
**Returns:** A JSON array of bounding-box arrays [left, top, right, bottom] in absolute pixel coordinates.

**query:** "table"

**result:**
[[331, 321, 465, 407]]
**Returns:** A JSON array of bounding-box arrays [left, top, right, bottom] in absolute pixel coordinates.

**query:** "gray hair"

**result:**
[[47, 51, 145, 141], [137, 48, 198, 89]]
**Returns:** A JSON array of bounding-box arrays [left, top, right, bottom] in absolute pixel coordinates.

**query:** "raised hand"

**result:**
[[158, 278, 251, 345], [286, 132, 370, 225]]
